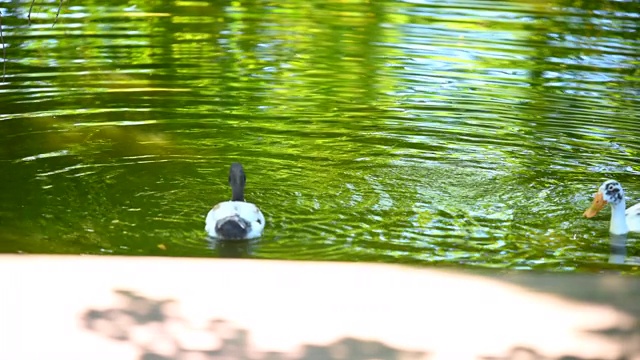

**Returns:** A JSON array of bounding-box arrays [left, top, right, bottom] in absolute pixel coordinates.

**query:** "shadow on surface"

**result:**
[[495, 269, 640, 318], [82, 288, 639, 360], [82, 289, 426, 359]]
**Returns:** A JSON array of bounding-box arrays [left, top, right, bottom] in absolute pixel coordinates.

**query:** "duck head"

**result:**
[[583, 180, 625, 218], [229, 162, 247, 201]]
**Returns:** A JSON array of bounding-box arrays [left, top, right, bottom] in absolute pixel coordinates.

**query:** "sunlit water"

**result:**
[[0, 0, 639, 272]]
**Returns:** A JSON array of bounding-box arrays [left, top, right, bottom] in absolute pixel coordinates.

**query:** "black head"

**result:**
[[229, 163, 246, 201]]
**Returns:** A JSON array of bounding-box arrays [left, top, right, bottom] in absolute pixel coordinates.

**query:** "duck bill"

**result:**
[[583, 191, 606, 218]]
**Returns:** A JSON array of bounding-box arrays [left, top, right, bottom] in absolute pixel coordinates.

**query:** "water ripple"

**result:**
[[0, 0, 639, 271]]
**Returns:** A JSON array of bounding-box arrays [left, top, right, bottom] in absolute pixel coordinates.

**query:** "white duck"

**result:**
[[583, 179, 640, 235], [205, 163, 265, 240]]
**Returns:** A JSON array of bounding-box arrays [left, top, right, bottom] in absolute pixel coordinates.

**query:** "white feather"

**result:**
[[585, 180, 640, 234], [625, 202, 640, 233], [205, 200, 265, 239]]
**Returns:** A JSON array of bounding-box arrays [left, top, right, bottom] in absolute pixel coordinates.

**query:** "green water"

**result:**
[[0, 0, 638, 271]]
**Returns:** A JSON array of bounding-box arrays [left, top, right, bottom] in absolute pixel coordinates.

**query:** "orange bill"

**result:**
[[583, 191, 606, 218]]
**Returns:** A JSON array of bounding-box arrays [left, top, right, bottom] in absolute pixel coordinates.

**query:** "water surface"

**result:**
[[0, 0, 639, 272]]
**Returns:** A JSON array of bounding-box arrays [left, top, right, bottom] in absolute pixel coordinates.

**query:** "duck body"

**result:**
[[584, 180, 640, 235], [624, 203, 640, 233], [205, 163, 265, 240], [205, 201, 265, 240]]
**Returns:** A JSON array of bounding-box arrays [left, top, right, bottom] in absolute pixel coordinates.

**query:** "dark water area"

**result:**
[[0, 0, 639, 272]]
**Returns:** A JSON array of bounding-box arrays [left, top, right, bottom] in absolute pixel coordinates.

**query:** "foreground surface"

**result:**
[[1, 255, 639, 360]]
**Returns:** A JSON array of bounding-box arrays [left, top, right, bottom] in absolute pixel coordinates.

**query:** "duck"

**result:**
[[583, 179, 640, 235], [205, 163, 265, 240]]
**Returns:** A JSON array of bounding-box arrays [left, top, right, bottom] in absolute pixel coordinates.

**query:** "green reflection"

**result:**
[[0, 0, 638, 273]]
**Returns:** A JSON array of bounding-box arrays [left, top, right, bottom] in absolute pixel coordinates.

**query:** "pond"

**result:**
[[0, 0, 638, 272]]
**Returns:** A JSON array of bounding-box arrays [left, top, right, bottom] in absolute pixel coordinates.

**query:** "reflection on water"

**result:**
[[609, 234, 627, 265], [0, 0, 639, 272], [609, 234, 640, 267], [208, 237, 256, 259]]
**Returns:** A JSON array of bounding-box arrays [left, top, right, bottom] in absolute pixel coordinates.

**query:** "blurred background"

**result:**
[[0, 0, 638, 271]]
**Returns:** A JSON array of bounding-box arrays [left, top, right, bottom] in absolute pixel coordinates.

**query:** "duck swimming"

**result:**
[[205, 163, 265, 240], [583, 179, 640, 235]]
